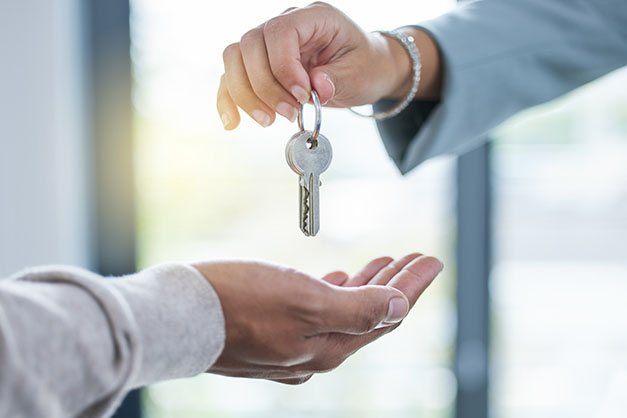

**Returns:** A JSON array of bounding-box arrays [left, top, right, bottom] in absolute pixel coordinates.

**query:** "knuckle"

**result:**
[[249, 77, 274, 100], [295, 286, 329, 329], [310, 1, 338, 14], [358, 301, 382, 332], [280, 6, 297, 15], [273, 63, 295, 83], [301, 285, 327, 315], [404, 257, 442, 281], [239, 28, 260, 50], [263, 16, 288, 36], [222, 43, 240, 62], [310, 1, 331, 8], [376, 264, 396, 279], [402, 264, 426, 281]]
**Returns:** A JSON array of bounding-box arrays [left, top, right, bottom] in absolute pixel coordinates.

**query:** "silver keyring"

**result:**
[[298, 89, 321, 142]]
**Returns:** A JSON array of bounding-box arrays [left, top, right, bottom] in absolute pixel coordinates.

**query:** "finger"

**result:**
[[263, 13, 312, 103], [367, 253, 422, 286], [217, 74, 240, 130], [312, 258, 443, 365], [280, 6, 297, 15], [307, 325, 399, 373], [271, 374, 313, 385], [214, 367, 312, 381], [344, 256, 393, 287], [320, 271, 349, 286], [222, 43, 276, 127], [239, 28, 299, 122], [315, 285, 409, 335], [320, 321, 402, 364], [310, 66, 338, 106], [387, 255, 444, 310]]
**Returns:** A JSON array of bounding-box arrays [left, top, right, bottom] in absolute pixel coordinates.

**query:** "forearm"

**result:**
[[0, 264, 224, 418], [377, 0, 627, 174]]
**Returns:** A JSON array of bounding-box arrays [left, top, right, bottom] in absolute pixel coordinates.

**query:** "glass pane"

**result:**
[[492, 68, 627, 418], [130, 1, 456, 417]]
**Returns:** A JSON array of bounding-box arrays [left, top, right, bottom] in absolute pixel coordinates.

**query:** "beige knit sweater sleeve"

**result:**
[[0, 263, 225, 418]]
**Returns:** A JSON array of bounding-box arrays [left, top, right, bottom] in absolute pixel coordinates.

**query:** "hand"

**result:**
[[193, 253, 443, 384], [217, 2, 442, 129]]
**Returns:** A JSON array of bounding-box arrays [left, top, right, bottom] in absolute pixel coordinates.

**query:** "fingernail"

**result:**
[[252, 110, 271, 127], [322, 73, 335, 104], [277, 102, 297, 122], [384, 297, 409, 324], [220, 113, 231, 129], [289, 108, 298, 122], [290, 85, 309, 104]]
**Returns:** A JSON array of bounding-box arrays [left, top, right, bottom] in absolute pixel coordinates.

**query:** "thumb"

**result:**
[[320, 271, 349, 286], [309, 52, 373, 107], [310, 60, 363, 106], [317, 285, 409, 335], [309, 67, 337, 105]]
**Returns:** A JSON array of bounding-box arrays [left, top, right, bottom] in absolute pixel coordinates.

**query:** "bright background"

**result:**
[[132, 1, 457, 418], [128, 1, 627, 417], [491, 69, 627, 418]]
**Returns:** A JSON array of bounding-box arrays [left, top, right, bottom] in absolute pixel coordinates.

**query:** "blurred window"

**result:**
[[491, 68, 627, 417]]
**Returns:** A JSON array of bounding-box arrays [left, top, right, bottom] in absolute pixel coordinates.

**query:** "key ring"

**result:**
[[298, 89, 321, 144]]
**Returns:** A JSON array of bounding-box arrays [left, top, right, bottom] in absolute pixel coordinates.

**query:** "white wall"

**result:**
[[0, 0, 90, 275]]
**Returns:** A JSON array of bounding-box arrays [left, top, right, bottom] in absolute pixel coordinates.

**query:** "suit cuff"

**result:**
[[374, 99, 439, 174]]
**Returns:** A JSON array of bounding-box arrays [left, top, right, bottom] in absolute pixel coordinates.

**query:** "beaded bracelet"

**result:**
[[349, 29, 421, 120]]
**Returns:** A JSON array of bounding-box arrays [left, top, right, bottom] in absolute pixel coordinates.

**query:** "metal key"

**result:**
[[288, 131, 332, 236], [285, 90, 333, 237]]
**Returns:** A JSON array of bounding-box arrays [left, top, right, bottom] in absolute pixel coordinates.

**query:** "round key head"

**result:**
[[284, 132, 305, 175], [290, 130, 333, 175]]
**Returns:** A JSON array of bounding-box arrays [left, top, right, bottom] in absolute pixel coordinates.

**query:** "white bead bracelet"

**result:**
[[349, 29, 422, 120]]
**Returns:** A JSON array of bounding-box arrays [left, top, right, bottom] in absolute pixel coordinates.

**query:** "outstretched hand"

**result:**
[[194, 253, 443, 384]]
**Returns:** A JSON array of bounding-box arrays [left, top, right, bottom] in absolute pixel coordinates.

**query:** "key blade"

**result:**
[[299, 176, 311, 237], [307, 173, 320, 236], [298, 173, 319, 237]]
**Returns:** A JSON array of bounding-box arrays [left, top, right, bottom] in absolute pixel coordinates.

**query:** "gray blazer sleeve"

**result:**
[[0, 264, 225, 418], [376, 0, 627, 174]]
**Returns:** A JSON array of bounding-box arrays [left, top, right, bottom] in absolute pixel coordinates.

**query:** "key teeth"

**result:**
[[302, 187, 310, 230]]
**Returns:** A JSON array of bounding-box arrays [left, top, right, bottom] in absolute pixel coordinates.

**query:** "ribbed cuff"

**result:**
[[111, 263, 225, 388]]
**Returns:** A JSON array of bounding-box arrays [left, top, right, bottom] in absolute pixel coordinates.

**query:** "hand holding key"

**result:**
[[217, 2, 443, 129]]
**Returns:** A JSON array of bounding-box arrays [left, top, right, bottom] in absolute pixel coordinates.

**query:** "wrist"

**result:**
[[383, 31, 413, 100], [385, 27, 442, 101]]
